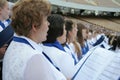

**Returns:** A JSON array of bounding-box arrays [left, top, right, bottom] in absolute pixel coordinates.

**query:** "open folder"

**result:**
[[72, 47, 120, 80]]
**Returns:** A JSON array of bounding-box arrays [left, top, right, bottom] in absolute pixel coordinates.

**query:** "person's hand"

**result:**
[[0, 44, 8, 59], [67, 78, 71, 80]]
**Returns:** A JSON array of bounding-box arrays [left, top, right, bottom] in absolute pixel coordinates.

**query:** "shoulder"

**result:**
[[3, 41, 41, 66], [42, 45, 65, 55]]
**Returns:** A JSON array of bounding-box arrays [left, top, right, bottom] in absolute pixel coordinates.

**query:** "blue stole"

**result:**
[[13, 37, 60, 71], [65, 44, 77, 65], [93, 35, 105, 46], [43, 41, 66, 52], [6, 19, 11, 24], [118, 77, 120, 80], [0, 19, 11, 29], [43, 41, 78, 64], [0, 25, 14, 48], [81, 42, 89, 55], [42, 52, 60, 71], [100, 44, 105, 48], [13, 37, 35, 49], [0, 21, 5, 29]]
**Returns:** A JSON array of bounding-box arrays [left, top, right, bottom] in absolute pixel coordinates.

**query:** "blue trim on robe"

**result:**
[[65, 44, 77, 65], [81, 42, 89, 55], [13, 37, 60, 71], [0, 25, 14, 48], [42, 52, 60, 71], [93, 35, 105, 46], [118, 77, 120, 80], [0, 21, 6, 29], [0, 19, 11, 30], [13, 37, 35, 49], [43, 41, 66, 52], [6, 19, 11, 24]]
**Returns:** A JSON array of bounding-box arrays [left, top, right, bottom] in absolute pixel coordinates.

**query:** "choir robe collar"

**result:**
[[43, 41, 66, 52], [13, 34, 43, 53]]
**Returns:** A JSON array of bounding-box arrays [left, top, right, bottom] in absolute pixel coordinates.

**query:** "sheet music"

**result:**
[[73, 47, 117, 80], [96, 54, 120, 80]]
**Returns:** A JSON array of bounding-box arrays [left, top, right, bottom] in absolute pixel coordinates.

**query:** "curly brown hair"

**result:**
[[11, 0, 51, 37]]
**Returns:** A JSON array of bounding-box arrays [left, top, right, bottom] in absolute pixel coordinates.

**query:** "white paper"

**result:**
[[73, 47, 119, 80]]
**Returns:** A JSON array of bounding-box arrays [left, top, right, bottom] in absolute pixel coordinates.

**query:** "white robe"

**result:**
[[3, 36, 66, 80], [115, 47, 120, 53], [64, 43, 79, 63], [42, 44, 83, 79]]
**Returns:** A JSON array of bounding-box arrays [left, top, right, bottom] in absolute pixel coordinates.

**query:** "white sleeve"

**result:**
[[24, 54, 56, 80], [24, 54, 67, 80], [58, 53, 78, 79]]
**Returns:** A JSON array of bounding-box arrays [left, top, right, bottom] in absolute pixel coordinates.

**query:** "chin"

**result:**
[[41, 33, 47, 41], [42, 37, 47, 42]]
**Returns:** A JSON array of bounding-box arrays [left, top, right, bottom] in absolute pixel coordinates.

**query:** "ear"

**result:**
[[0, 8, 2, 14], [32, 24, 38, 32], [0, 7, 2, 11], [68, 30, 72, 36]]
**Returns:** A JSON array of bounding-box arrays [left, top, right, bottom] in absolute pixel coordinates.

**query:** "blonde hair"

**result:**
[[0, 0, 7, 8], [72, 40, 82, 58]]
